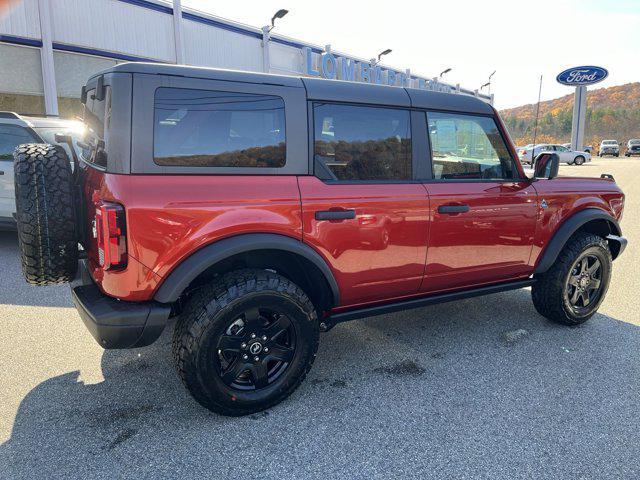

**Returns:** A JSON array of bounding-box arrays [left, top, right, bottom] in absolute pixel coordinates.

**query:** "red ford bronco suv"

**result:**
[[13, 63, 627, 416]]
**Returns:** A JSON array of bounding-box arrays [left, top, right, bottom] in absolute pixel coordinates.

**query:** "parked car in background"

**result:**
[[518, 143, 590, 165], [0, 112, 85, 229], [517, 144, 545, 164], [562, 143, 593, 154], [599, 140, 620, 157], [624, 139, 640, 157]]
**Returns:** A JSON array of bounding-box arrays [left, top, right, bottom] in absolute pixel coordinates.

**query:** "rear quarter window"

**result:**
[[153, 87, 286, 168], [82, 86, 111, 168]]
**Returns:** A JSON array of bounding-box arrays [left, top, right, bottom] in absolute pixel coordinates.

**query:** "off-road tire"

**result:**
[[532, 232, 611, 325], [13, 144, 77, 285], [574, 155, 585, 166], [172, 269, 319, 416]]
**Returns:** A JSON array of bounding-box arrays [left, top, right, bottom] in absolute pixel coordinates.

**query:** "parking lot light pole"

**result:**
[[262, 9, 289, 73], [487, 70, 496, 96], [532, 75, 543, 152]]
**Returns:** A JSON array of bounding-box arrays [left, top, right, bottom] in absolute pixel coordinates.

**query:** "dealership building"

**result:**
[[0, 0, 491, 119]]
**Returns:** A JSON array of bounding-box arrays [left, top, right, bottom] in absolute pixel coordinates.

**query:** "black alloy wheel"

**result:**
[[173, 269, 319, 416], [564, 253, 605, 316], [216, 306, 296, 390], [532, 232, 612, 326]]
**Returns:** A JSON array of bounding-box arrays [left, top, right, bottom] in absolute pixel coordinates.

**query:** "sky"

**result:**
[[182, 0, 640, 110]]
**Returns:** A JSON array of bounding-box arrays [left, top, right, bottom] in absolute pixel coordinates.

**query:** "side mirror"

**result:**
[[533, 152, 559, 180]]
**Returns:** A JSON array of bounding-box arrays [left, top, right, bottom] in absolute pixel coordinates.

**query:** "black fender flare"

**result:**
[[153, 233, 340, 305], [534, 208, 622, 274]]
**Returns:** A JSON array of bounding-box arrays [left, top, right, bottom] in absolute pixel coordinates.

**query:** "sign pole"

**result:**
[[570, 85, 587, 151], [557, 66, 607, 152]]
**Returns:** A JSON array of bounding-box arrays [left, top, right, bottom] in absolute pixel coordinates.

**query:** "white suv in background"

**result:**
[[599, 140, 620, 157], [0, 112, 84, 229]]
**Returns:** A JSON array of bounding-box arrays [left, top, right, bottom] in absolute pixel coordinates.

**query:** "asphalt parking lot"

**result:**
[[1, 157, 639, 479]]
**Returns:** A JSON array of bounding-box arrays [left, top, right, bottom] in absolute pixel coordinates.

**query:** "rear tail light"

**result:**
[[94, 201, 127, 270]]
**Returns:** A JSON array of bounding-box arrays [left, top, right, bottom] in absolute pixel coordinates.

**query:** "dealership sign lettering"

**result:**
[[556, 66, 608, 86], [302, 47, 454, 93]]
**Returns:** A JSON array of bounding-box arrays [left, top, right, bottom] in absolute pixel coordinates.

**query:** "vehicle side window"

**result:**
[[153, 87, 286, 168], [427, 112, 517, 181], [313, 103, 411, 182], [0, 125, 37, 160]]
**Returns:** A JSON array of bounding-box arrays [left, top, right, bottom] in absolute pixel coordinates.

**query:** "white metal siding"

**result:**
[[269, 42, 304, 76], [50, 0, 175, 62], [0, 0, 41, 39], [182, 19, 262, 71]]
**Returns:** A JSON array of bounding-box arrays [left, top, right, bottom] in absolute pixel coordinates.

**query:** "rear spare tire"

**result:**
[[14, 144, 78, 285]]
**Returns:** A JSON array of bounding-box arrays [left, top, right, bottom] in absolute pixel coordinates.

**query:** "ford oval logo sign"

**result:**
[[556, 66, 608, 86]]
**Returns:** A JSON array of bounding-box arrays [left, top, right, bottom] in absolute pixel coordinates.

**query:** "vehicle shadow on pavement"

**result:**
[[2, 288, 639, 478]]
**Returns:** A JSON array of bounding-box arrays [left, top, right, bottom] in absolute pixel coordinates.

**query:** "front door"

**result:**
[[420, 111, 538, 293], [299, 102, 429, 307]]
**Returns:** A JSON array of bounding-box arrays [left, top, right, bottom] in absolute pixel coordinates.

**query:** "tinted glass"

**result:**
[[0, 125, 37, 160], [427, 112, 516, 180], [153, 88, 285, 168], [313, 103, 411, 181], [82, 85, 111, 168]]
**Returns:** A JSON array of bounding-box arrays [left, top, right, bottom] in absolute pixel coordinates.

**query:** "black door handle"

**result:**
[[315, 209, 356, 221], [438, 204, 470, 214]]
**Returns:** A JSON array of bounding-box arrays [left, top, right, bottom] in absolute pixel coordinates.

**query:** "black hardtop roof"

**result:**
[[94, 62, 494, 114]]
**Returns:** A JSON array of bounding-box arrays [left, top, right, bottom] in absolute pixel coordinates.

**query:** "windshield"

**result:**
[[34, 125, 85, 159], [602, 141, 618, 145], [629, 140, 640, 145]]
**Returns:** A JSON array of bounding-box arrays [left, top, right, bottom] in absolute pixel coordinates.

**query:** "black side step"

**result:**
[[322, 278, 536, 330]]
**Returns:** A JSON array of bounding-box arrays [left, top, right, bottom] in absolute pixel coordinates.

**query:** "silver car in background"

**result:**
[[518, 143, 591, 165], [0, 112, 85, 229]]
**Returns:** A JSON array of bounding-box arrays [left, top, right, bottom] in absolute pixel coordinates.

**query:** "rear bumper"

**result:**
[[71, 260, 171, 349]]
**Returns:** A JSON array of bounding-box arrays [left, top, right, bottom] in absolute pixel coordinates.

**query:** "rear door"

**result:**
[[299, 102, 430, 307], [419, 111, 537, 293], [0, 124, 39, 220]]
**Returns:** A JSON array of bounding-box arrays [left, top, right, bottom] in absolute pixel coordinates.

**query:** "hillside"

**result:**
[[499, 82, 640, 147]]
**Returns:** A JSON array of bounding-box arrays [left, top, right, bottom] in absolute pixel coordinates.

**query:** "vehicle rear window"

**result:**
[[153, 88, 286, 168], [313, 103, 411, 181], [0, 125, 37, 160], [427, 112, 516, 181]]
